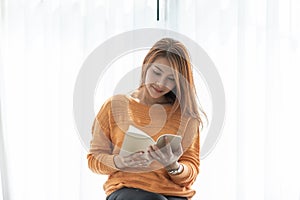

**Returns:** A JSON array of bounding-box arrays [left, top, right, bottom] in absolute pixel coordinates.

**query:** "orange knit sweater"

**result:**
[[87, 95, 200, 199]]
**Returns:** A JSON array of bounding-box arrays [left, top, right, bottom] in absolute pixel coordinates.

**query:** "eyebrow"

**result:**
[[154, 65, 163, 72]]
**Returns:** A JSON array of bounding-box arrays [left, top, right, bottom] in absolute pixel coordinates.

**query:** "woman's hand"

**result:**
[[147, 136, 183, 168], [113, 151, 150, 169]]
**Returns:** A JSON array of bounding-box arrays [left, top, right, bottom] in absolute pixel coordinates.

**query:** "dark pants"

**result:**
[[107, 187, 188, 200]]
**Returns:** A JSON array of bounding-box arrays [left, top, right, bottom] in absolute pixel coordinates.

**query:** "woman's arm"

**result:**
[[148, 118, 200, 187], [168, 118, 200, 187], [170, 126, 200, 187], [87, 97, 150, 174], [87, 100, 119, 175]]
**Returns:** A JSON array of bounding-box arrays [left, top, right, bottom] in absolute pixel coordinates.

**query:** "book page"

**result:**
[[119, 126, 155, 156]]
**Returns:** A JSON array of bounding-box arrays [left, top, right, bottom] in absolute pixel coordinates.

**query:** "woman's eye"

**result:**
[[168, 77, 175, 81], [153, 70, 161, 76]]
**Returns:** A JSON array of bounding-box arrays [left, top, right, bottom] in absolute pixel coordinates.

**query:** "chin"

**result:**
[[149, 93, 164, 99], [145, 86, 162, 98]]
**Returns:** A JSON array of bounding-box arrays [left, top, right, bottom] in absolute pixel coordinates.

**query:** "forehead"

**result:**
[[152, 57, 174, 74]]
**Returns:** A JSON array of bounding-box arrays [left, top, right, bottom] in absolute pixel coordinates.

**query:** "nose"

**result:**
[[155, 78, 165, 87]]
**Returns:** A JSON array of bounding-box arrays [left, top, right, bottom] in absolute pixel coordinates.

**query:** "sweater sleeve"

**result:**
[[87, 99, 119, 175], [169, 118, 200, 187]]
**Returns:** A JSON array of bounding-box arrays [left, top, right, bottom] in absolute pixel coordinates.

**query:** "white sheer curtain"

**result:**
[[1, 0, 300, 200], [0, 1, 171, 200], [165, 0, 300, 199]]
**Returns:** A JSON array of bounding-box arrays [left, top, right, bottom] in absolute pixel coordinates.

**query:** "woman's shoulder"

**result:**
[[110, 94, 130, 103], [97, 94, 130, 112], [171, 112, 200, 127]]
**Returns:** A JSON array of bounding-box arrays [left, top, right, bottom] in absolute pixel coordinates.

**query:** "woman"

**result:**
[[87, 38, 205, 200]]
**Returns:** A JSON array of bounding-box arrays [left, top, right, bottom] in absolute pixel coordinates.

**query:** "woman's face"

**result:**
[[145, 57, 176, 100]]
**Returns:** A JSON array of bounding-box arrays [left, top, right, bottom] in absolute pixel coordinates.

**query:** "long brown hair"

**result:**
[[139, 38, 206, 128]]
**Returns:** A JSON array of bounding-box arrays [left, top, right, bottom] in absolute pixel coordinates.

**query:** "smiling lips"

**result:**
[[152, 85, 164, 93]]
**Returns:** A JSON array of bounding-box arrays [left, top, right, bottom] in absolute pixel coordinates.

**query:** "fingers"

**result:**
[[147, 141, 182, 167], [115, 141, 183, 169], [124, 159, 148, 168], [150, 145, 166, 159], [123, 151, 144, 162], [154, 136, 173, 157], [164, 136, 183, 158], [164, 136, 173, 155], [174, 145, 183, 157], [122, 152, 149, 168], [147, 145, 170, 166]]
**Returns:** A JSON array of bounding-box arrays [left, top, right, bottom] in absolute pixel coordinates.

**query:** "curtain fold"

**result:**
[[0, 95, 9, 200], [1, 3, 9, 197], [0, 63, 9, 200]]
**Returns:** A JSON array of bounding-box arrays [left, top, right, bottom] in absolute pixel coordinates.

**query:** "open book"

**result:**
[[119, 125, 182, 156]]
